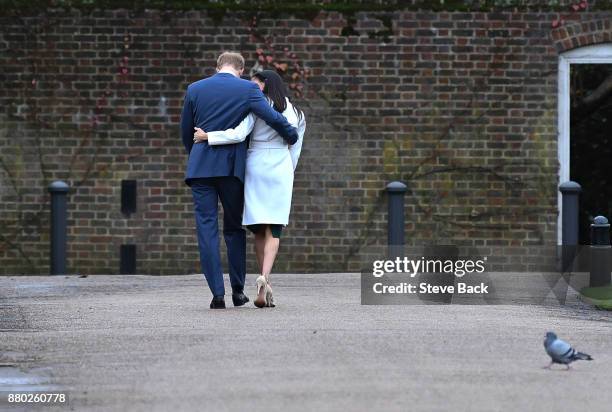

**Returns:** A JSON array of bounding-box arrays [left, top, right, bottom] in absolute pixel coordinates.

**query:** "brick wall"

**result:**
[[1, 5, 611, 274]]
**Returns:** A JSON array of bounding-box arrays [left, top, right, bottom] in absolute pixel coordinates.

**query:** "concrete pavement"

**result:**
[[1, 273, 612, 412]]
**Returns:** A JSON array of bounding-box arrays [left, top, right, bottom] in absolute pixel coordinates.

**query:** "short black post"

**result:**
[[386, 181, 407, 257], [559, 181, 581, 272], [590, 215, 611, 287], [48, 181, 70, 275], [120, 244, 137, 274]]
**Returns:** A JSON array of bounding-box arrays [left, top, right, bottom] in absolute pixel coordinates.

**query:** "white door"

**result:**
[[557, 43, 612, 244]]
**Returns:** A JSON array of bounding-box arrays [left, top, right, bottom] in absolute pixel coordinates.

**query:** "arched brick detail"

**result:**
[[551, 17, 612, 52]]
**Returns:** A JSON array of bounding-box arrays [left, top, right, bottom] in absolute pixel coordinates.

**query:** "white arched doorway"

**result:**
[[557, 43, 612, 245]]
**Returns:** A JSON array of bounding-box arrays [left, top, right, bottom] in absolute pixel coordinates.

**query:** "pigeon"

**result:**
[[543, 332, 593, 370]]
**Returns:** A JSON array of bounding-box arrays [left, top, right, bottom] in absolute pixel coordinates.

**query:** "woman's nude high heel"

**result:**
[[265, 281, 275, 307], [254, 275, 275, 308]]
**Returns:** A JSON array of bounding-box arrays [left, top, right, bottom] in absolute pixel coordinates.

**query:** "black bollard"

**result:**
[[559, 181, 581, 272], [590, 215, 611, 287], [49, 181, 70, 275], [120, 244, 137, 275], [386, 181, 407, 258]]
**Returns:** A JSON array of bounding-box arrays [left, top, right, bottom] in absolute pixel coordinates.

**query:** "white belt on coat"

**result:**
[[249, 141, 289, 149]]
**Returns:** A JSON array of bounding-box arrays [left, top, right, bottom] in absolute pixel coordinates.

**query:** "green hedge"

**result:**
[[2, 0, 611, 13]]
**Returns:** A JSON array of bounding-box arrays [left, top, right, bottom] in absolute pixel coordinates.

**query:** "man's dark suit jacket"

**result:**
[[180, 72, 298, 185]]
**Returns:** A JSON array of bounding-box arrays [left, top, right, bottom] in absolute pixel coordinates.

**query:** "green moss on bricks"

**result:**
[[367, 14, 394, 43], [382, 139, 400, 177]]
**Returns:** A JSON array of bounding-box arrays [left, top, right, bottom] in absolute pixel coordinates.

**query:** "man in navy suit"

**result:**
[[180, 52, 298, 309]]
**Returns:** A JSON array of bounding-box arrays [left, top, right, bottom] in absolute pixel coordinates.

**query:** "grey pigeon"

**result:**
[[543, 332, 593, 370]]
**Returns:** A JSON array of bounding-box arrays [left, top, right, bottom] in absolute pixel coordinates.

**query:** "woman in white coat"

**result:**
[[193, 70, 306, 308]]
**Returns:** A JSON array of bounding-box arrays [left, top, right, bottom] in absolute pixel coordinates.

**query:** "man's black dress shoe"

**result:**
[[210, 296, 226, 309], [232, 291, 249, 307]]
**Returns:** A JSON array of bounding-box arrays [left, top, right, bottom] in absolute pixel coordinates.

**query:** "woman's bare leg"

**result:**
[[254, 229, 267, 304], [262, 225, 280, 282], [254, 230, 265, 274]]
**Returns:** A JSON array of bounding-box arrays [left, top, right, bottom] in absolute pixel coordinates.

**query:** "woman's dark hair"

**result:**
[[252, 70, 303, 122]]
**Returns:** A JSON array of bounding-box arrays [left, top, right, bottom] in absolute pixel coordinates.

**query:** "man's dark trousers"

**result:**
[[191, 177, 246, 297]]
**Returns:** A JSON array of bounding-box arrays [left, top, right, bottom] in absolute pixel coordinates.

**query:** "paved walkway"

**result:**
[[1, 274, 612, 411]]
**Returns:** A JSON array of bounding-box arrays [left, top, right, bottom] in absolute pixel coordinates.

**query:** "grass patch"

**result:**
[[580, 286, 612, 310]]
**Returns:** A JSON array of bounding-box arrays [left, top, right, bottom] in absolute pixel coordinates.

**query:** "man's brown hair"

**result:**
[[216, 52, 245, 71]]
